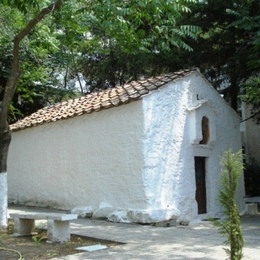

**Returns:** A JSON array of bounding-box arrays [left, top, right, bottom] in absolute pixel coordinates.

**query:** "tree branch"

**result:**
[[240, 110, 260, 123], [1, 0, 63, 114]]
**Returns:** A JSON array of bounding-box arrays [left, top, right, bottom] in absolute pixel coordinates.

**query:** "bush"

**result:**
[[211, 150, 244, 260]]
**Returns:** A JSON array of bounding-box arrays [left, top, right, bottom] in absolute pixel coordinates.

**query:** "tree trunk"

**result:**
[[0, 0, 62, 229], [0, 116, 11, 228]]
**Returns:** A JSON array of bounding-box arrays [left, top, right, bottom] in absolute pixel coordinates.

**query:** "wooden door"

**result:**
[[194, 157, 207, 214]]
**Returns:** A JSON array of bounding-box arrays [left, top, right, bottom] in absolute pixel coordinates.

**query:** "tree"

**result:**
[[66, 0, 200, 90], [1, 0, 200, 120], [179, 0, 260, 111], [4, 1, 258, 121], [0, 0, 201, 228], [231, 1, 260, 120], [0, 2, 78, 123], [68, 0, 259, 110], [0, 0, 63, 228]]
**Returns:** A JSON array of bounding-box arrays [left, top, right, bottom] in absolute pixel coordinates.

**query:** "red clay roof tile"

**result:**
[[10, 68, 197, 132]]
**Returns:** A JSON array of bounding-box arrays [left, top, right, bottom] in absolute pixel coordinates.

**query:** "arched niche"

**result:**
[[187, 100, 217, 145], [199, 116, 210, 144]]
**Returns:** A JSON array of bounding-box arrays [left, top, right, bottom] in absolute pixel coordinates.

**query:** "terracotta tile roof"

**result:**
[[10, 68, 197, 132]]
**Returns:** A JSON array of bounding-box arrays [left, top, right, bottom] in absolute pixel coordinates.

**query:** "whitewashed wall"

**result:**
[[8, 101, 147, 210], [137, 78, 192, 222], [187, 74, 245, 218], [138, 73, 244, 222], [7, 72, 245, 223]]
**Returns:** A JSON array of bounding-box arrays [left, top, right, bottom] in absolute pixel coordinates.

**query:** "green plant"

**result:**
[[212, 150, 244, 260], [0, 233, 7, 242], [32, 235, 44, 247]]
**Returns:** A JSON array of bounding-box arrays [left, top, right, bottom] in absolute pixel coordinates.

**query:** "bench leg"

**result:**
[[47, 220, 71, 243], [13, 218, 35, 235]]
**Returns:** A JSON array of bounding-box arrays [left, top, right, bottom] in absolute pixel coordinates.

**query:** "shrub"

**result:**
[[212, 150, 244, 260]]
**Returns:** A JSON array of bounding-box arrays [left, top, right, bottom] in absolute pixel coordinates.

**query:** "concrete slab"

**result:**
[[10, 212, 77, 221], [76, 245, 107, 252]]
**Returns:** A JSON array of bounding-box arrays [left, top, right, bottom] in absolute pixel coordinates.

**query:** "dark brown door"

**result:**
[[194, 157, 207, 214]]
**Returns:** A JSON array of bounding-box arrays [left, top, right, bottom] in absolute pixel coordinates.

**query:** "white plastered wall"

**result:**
[[8, 101, 147, 211], [138, 73, 245, 222], [187, 73, 245, 218], [138, 78, 193, 222]]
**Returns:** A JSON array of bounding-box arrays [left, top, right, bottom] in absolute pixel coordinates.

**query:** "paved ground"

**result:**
[[8, 206, 260, 260]]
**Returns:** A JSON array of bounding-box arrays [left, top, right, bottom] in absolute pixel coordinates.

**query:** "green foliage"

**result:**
[[0, 0, 202, 122], [1, 0, 259, 121], [228, 1, 260, 98], [227, 1, 260, 113], [32, 235, 44, 247], [80, 0, 200, 54], [179, 0, 260, 111], [240, 77, 260, 114], [0, 1, 77, 122], [66, 0, 201, 90], [212, 150, 244, 260], [1, 0, 40, 14]]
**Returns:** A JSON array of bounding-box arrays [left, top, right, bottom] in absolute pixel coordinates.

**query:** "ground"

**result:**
[[0, 220, 118, 259]]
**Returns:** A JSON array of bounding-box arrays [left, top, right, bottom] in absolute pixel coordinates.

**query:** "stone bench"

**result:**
[[9, 213, 77, 243]]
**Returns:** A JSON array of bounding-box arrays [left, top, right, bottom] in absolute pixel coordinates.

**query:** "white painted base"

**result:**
[[108, 207, 180, 224], [0, 172, 7, 228], [71, 206, 94, 218], [84, 202, 180, 224], [127, 208, 180, 223]]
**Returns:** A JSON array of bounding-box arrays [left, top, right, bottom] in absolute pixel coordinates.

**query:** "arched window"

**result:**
[[199, 116, 210, 144]]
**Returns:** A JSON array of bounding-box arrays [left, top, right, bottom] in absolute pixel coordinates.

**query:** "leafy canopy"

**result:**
[[81, 0, 199, 53], [0, 0, 201, 122]]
